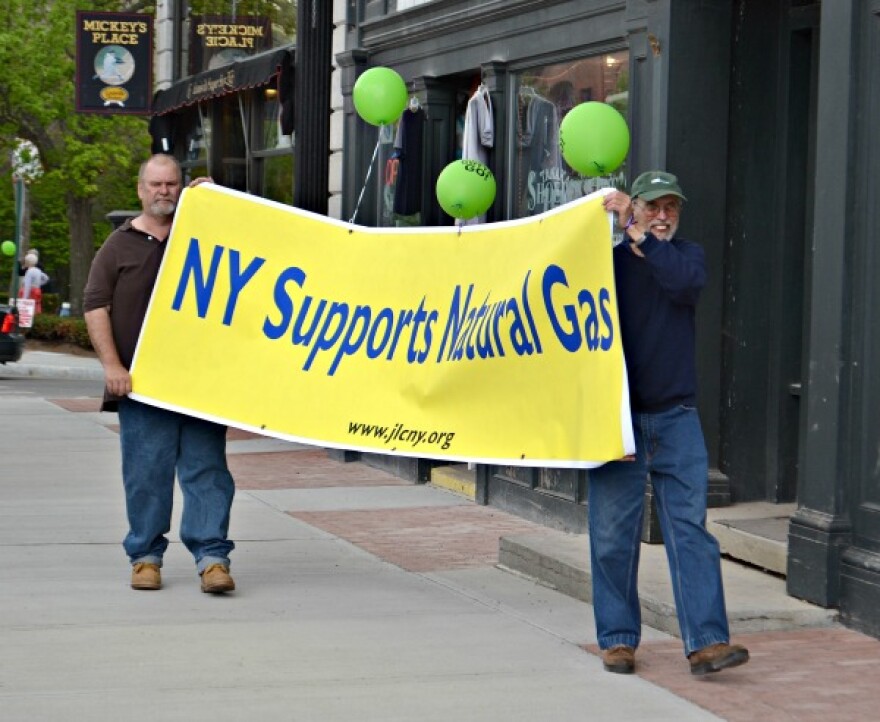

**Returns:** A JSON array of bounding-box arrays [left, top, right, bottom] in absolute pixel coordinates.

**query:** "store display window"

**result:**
[[253, 86, 294, 205], [511, 51, 629, 219]]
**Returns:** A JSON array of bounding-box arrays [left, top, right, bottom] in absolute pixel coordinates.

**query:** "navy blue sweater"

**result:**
[[612, 232, 706, 413]]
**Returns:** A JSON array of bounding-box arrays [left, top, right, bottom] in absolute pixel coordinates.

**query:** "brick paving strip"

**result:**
[[229, 449, 411, 489], [49, 398, 102, 412], [290, 506, 545, 573], [584, 628, 880, 721]]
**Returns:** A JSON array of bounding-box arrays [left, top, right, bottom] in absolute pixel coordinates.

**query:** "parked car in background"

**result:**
[[0, 303, 25, 364]]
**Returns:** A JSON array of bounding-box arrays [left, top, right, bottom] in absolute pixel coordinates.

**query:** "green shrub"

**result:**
[[28, 314, 62, 340], [26, 314, 93, 351], [41, 293, 60, 314]]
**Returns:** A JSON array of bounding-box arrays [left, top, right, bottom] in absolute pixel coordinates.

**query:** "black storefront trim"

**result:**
[[153, 46, 294, 115]]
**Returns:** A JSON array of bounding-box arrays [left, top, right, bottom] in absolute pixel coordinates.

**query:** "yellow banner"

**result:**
[[131, 185, 634, 468]]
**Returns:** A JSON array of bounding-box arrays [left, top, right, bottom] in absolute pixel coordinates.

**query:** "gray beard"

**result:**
[[150, 200, 176, 217], [650, 221, 678, 240]]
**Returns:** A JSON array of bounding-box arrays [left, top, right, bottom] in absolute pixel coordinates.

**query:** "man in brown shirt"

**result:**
[[84, 154, 236, 594]]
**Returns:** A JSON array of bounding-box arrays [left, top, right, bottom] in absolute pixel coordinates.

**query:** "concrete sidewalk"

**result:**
[[2, 350, 878, 721], [0, 347, 105, 381], [3, 348, 838, 634]]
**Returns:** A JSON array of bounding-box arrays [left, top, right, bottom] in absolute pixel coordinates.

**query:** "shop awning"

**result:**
[[153, 45, 294, 115]]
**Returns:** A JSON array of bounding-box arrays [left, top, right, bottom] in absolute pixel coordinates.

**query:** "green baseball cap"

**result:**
[[630, 171, 687, 202]]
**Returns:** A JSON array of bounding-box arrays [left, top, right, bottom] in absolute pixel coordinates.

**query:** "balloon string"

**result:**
[[349, 135, 382, 225]]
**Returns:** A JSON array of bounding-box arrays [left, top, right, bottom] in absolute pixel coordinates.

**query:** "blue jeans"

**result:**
[[117, 398, 235, 573], [588, 405, 730, 656]]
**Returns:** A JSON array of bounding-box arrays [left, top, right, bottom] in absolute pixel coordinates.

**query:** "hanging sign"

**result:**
[[14, 299, 35, 329], [75, 11, 152, 114]]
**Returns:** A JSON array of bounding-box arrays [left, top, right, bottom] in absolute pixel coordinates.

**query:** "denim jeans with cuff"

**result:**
[[118, 398, 235, 573], [588, 405, 730, 657]]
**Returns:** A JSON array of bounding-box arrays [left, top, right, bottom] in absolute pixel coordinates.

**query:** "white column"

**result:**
[[153, 0, 175, 90], [328, 0, 347, 220]]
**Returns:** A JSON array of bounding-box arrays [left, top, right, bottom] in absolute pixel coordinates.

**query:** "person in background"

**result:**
[[83, 154, 236, 595], [593, 171, 749, 676], [19, 252, 49, 313]]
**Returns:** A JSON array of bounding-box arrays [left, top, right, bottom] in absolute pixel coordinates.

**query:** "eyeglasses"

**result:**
[[635, 199, 681, 216]]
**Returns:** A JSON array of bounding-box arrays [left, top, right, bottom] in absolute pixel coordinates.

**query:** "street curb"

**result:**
[[0, 363, 104, 382]]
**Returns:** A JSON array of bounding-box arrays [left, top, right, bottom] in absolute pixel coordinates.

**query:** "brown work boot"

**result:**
[[200, 563, 235, 594], [602, 645, 636, 674], [131, 562, 161, 590], [688, 642, 749, 676]]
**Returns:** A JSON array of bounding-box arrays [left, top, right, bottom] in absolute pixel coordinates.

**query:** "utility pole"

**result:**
[[293, 0, 333, 214], [9, 175, 25, 304]]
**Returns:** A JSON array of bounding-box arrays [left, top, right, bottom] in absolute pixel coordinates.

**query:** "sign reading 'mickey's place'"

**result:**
[[75, 11, 152, 114]]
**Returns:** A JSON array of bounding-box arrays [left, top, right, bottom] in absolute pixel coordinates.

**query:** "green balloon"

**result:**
[[352, 67, 408, 126], [435, 160, 497, 220], [1, 240, 15, 257], [559, 102, 630, 177]]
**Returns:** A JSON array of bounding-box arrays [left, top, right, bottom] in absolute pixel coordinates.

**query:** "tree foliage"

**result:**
[[0, 0, 150, 312], [0, 0, 298, 306]]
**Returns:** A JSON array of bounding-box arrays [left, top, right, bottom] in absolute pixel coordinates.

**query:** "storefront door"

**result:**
[[721, 0, 819, 505]]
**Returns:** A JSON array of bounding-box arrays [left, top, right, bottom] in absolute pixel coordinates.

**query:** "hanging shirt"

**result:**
[[461, 86, 495, 224], [518, 92, 559, 171], [392, 108, 425, 216], [516, 90, 561, 215], [462, 85, 494, 166]]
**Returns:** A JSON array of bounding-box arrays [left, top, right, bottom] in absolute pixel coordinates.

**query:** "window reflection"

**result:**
[[260, 154, 294, 204], [179, 0, 298, 76], [395, 0, 434, 10], [253, 85, 293, 203], [186, 116, 209, 162], [262, 95, 281, 148], [512, 52, 629, 219]]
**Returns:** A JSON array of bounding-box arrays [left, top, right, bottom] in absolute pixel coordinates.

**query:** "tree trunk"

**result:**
[[66, 194, 95, 316]]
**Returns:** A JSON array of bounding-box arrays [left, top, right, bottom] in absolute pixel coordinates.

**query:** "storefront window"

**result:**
[[375, 123, 399, 227], [360, 0, 436, 14], [259, 93, 293, 150], [395, 0, 435, 10], [260, 154, 294, 204], [252, 86, 294, 204], [372, 107, 425, 228], [181, 107, 211, 181], [511, 51, 629, 219]]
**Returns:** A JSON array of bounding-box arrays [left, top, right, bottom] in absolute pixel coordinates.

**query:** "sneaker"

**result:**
[[602, 645, 636, 674], [131, 562, 161, 590], [688, 642, 749, 676], [200, 563, 235, 594]]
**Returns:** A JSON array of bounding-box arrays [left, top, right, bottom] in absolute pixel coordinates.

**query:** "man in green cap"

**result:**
[[591, 171, 749, 676]]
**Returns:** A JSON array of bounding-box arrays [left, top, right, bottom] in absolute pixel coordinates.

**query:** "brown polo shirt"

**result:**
[[83, 219, 168, 410]]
